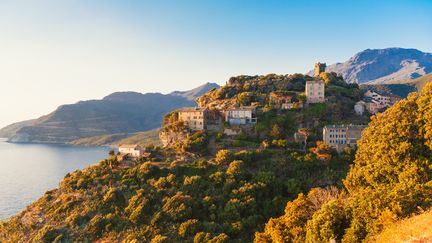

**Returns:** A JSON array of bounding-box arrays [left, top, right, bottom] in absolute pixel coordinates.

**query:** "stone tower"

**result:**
[[314, 62, 326, 77]]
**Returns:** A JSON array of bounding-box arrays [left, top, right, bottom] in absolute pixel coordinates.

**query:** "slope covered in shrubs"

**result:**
[[255, 83, 432, 242]]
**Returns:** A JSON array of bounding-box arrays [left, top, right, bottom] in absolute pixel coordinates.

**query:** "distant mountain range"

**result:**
[[171, 82, 220, 101], [313, 48, 432, 84], [3, 48, 432, 145], [0, 83, 219, 144]]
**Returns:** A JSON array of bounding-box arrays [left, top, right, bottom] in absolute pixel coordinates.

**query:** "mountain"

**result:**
[[390, 72, 432, 91], [318, 48, 432, 84], [0, 119, 37, 138], [1, 84, 217, 144], [68, 129, 161, 147], [360, 72, 432, 99], [170, 82, 220, 101]]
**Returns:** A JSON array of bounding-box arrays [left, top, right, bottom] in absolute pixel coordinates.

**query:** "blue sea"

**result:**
[[0, 139, 109, 219]]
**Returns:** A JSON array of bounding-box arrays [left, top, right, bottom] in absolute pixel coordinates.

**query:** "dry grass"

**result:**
[[372, 210, 432, 243]]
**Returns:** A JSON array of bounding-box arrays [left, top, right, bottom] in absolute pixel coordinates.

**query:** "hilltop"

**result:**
[[1, 71, 430, 242], [0, 84, 217, 144], [318, 48, 432, 84], [170, 82, 220, 101], [0, 71, 370, 242]]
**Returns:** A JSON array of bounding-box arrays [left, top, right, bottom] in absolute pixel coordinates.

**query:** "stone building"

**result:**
[[305, 80, 325, 103], [323, 124, 367, 151], [269, 92, 294, 109], [177, 107, 209, 131], [314, 62, 326, 76]]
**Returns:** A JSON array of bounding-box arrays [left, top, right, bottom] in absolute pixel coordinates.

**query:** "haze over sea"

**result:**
[[0, 139, 109, 219]]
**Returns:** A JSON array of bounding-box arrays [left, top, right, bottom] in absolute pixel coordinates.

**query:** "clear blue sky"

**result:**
[[0, 0, 431, 127]]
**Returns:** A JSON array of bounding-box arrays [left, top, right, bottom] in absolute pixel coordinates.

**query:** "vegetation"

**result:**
[[255, 83, 432, 242], [2, 73, 429, 242], [68, 129, 162, 147], [371, 210, 432, 242], [0, 145, 351, 242]]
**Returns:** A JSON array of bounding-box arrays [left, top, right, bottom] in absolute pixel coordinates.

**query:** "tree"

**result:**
[[108, 150, 115, 156], [270, 124, 283, 139], [343, 84, 432, 241], [305, 199, 348, 242]]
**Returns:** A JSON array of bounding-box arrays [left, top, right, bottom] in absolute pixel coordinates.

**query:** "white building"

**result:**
[[354, 101, 366, 115], [225, 106, 257, 125], [305, 80, 325, 103], [364, 90, 392, 107], [118, 144, 146, 158]]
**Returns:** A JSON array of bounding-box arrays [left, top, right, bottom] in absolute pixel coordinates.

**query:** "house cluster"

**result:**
[[117, 144, 150, 161], [172, 63, 327, 135], [269, 92, 303, 110], [323, 124, 367, 152], [176, 105, 257, 133], [354, 90, 401, 115]]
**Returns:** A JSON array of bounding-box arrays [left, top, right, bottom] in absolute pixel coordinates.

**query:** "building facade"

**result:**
[[225, 106, 257, 125], [354, 101, 366, 115], [118, 144, 146, 158], [305, 80, 325, 103], [314, 62, 326, 76], [364, 90, 392, 106], [177, 107, 208, 131], [323, 124, 367, 151]]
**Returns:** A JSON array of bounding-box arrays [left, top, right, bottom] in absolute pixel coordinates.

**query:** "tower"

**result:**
[[314, 62, 326, 77]]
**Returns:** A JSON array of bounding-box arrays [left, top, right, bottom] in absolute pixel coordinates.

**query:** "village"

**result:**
[[117, 63, 401, 159]]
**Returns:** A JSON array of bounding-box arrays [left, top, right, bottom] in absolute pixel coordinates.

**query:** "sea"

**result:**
[[0, 139, 109, 219]]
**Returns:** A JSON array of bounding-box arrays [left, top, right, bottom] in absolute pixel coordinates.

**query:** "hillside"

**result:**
[[372, 210, 432, 242], [257, 83, 432, 242], [68, 129, 161, 147], [1, 74, 430, 242], [0, 119, 37, 138], [360, 83, 417, 98], [170, 82, 220, 101], [1, 84, 217, 144], [319, 48, 432, 84], [360, 72, 432, 99], [0, 73, 366, 242], [390, 72, 432, 91]]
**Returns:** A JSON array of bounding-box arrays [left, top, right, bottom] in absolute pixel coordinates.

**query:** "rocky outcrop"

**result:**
[[159, 130, 188, 147]]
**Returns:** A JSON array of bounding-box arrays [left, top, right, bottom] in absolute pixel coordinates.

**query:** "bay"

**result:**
[[0, 139, 109, 219]]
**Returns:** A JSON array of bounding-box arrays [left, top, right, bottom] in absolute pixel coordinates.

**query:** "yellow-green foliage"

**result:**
[[256, 83, 432, 242], [255, 187, 343, 243], [343, 83, 432, 241], [0, 145, 350, 242]]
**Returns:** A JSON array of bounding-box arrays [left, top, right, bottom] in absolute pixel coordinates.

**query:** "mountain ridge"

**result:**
[[312, 48, 432, 84], [1, 83, 218, 144]]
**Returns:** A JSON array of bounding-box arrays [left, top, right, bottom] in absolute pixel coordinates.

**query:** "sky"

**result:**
[[0, 0, 431, 128]]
